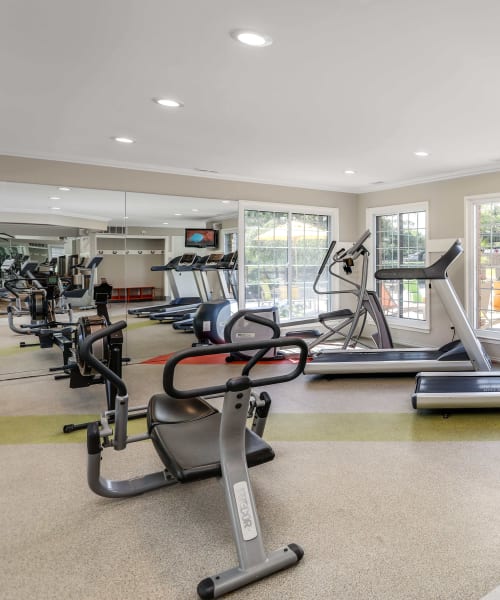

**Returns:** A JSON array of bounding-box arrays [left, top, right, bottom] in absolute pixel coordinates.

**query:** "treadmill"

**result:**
[[149, 252, 224, 323], [412, 371, 500, 409], [172, 252, 238, 332], [127, 254, 201, 317], [304, 240, 489, 375]]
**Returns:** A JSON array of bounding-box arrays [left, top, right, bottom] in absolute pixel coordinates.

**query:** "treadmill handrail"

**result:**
[[375, 239, 462, 281]]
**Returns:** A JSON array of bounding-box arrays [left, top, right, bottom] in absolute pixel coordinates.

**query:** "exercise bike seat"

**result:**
[[150, 412, 275, 483], [147, 393, 217, 426]]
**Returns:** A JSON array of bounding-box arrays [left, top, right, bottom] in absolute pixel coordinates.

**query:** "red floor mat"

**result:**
[[141, 352, 298, 365]]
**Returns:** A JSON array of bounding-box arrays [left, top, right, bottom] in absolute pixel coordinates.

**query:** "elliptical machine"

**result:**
[[6, 264, 75, 367], [62, 256, 103, 309], [306, 230, 393, 350]]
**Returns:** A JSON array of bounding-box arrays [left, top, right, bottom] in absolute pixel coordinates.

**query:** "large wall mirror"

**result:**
[[0, 180, 238, 375]]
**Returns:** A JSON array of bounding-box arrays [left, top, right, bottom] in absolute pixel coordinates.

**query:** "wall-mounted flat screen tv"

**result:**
[[184, 228, 219, 248]]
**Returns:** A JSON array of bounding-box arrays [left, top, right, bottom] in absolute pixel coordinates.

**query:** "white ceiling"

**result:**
[[2, 0, 500, 192]]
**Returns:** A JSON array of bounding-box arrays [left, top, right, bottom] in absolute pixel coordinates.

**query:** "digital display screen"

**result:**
[[184, 228, 218, 248]]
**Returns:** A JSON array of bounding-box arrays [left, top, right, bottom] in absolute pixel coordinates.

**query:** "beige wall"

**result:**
[[358, 171, 500, 239], [0, 154, 358, 238], [358, 172, 500, 358], [2, 154, 500, 357]]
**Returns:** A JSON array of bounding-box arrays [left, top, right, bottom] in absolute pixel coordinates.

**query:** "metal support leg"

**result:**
[[197, 383, 303, 599]]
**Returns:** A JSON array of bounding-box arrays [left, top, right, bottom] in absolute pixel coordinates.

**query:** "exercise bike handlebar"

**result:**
[[78, 320, 309, 400], [79, 320, 128, 397], [163, 337, 309, 399]]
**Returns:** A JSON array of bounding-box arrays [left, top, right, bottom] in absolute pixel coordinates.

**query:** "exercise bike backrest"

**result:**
[[79, 320, 308, 400]]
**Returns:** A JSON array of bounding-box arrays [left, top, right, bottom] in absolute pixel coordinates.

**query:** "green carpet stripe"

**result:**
[[266, 413, 500, 441], [124, 319, 157, 330], [0, 415, 148, 444], [0, 343, 40, 357], [2, 413, 500, 444]]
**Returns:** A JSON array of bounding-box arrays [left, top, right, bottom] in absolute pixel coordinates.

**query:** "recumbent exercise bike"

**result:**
[[80, 321, 308, 599]]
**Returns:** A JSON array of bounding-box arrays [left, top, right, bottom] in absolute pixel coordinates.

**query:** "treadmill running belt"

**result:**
[[416, 375, 500, 394], [312, 350, 441, 363]]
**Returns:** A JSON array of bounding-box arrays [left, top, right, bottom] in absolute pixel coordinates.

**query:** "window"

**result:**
[[239, 203, 337, 323], [368, 204, 427, 327], [465, 194, 500, 338], [223, 230, 238, 253], [49, 245, 65, 260]]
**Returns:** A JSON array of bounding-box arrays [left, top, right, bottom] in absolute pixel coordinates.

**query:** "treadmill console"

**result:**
[[206, 253, 224, 265], [179, 253, 197, 266], [20, 261, 39, 276]]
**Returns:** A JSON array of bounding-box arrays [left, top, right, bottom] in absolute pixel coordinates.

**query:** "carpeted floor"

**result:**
[[1, 305, 500, 599]]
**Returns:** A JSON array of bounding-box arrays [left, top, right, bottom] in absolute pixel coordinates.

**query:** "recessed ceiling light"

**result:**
[[154, 98, 184, 108], [58, 187, 71, 191], [123, 216, 129, 219], [194, 168, 219, 174], [414, 150, 429, 157], [192, 208, 199, 212], [162, 222, 169, 225], [230, 29, 273, 47], [221, 200, 231, 204], [113, 136, 135, 144], [174, 213, 182, 216], [51, 206, 61, 210], [49, 196, 61, 200], [344, 170, 356, 175]]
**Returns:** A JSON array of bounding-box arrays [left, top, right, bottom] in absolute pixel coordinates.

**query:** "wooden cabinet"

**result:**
[[110, 286, 156, 302]]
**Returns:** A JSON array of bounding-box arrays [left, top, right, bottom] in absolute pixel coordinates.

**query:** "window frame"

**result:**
[[464, 192, 500, 343], [366, 201, 429, 332], [237, 200, 339, 323]]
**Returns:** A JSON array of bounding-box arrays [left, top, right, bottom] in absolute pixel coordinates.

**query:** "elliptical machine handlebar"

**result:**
[[314, 232, 373, 294], [313, 239, 337, 294], [163, 337, 309, 399], [343, 229, 371, 259]]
